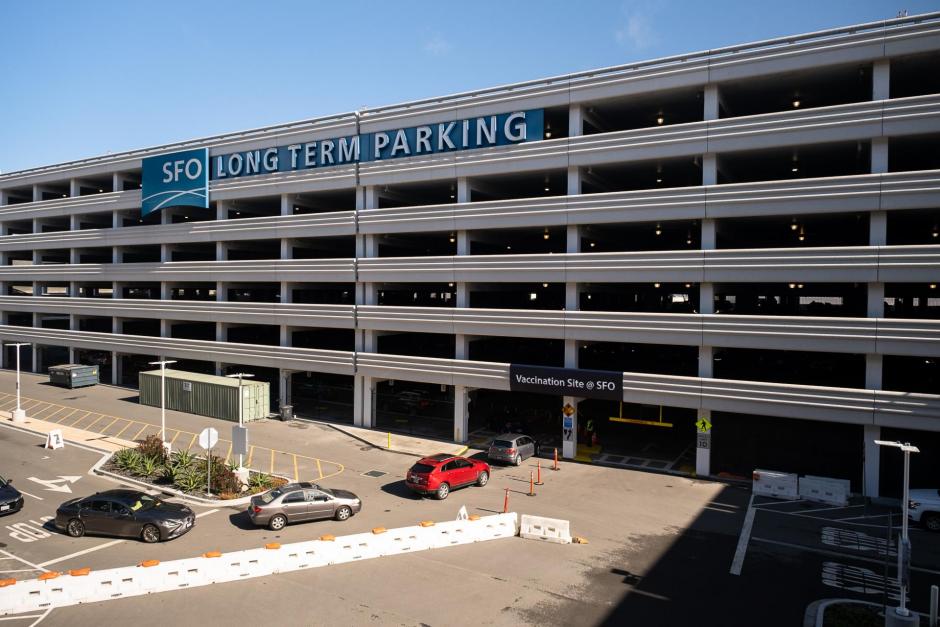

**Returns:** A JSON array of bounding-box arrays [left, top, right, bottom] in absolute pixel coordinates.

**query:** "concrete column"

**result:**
[[32, 185, 42, 203], [280, 194, 293, 216], [869, 210, 887, 246], [161, 244, 171, 263], [112, 173, 124, 193], [871, 60, 889, 175], [455, 334, 470, 359], [111, 247, 121, 264], [454, 384, 469, 443], [567, 166, 581, 196], [278, 370, 290, 412], [562, 396, 579, 459], [216, 201, 227, 220], [865, 353, 883, 390], [703, 85, 720, 121], [112, 210, 122, 229], [863, 423, 881, 498], [216, 241, 226, 261], [112, 282, 123, 299], [873, 59, 890, 101], [111, 354, 119, 385], [701, 218, 716, 250], [353, 375, 375, 428], [566, 224, 580, 313], [698, 346, 713, 378], [702, 154, 718, 186], [280, 239, 292, 259], [699, 282, 715, 315], [0, 190, 8, 206], [457, 178, 470, 204], [867, 282, 885, 318], [568, 104, 583, 138], [871, 138, 889, 174], [696, 409, 712, 477], [69, 179, 81, 197]]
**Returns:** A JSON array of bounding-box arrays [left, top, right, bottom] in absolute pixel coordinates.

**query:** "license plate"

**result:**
[[0, 504, 8, 511]]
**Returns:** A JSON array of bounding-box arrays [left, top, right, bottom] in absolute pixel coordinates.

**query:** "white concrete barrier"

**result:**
[[752, 469, 799, 500], [520, 514, 572, 544], [0, 512, 519, 615], [799, 475, 851, 506]]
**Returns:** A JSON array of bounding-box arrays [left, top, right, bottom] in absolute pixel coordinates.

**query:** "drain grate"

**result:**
[[362, 470, 387, 478]]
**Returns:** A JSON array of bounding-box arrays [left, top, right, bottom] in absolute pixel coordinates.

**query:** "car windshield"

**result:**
[[260, 487, 285, 504], [128, 494, 161, 511], [410, 463, 435, 474], [493, 440, 514, 448]]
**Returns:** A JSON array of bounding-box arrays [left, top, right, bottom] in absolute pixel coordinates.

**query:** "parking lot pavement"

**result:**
[[732, 496, 940, 618], [0, 387, 344, 483]]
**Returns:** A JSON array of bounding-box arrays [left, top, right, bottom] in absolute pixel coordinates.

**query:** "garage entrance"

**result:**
[[579, 399, 697, 472], [289, 372, 354, 423], [467, 389, 562, 451], [374, 381, 453, 439]]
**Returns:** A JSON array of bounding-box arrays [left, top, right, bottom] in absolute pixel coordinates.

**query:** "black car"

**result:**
[[55, 489, 195, 543], [0, 475, 24, 516]]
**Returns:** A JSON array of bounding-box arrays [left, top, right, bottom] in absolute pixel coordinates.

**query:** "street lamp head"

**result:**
[[875, 440, 920, 453], [225, 373, 255, 379], [148, 360, 177, 366], [5, 342, 30, 348]]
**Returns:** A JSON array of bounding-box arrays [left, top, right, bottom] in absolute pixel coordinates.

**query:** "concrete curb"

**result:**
[[322, 421, 471, 458]]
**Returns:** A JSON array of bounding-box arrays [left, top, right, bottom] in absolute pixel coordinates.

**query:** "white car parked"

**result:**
[[909, 489, 940, 532]]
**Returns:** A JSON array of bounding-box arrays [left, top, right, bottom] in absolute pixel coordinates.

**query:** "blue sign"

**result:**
[[212, 109, 543, 181], [141, 148, 209, 216]]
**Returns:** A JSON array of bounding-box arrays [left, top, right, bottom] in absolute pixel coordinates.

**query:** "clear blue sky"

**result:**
[[0, 0, 934, 173]]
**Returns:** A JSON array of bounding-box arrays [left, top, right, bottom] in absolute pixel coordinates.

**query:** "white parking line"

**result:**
[[0, 617, 46, 622], [798, 504, 865, 514], [729, 494, 755, 576], [37, 539, 124, 568], [0, 550, 46, 572], [196, 508, 219, 518], [751, 536, 940, 576], [17, 490, 43, 501]]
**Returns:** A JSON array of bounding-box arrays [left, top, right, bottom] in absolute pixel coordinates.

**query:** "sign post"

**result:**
[[198, 427, 219, 497], [695, 415, 712, 477], [562, 400, 577, 460]]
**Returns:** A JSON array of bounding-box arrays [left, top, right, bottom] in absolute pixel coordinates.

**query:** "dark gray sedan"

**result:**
[[249, 482, 361, 531], [55, 490, 194, 543], [487, 433, 539, 465]]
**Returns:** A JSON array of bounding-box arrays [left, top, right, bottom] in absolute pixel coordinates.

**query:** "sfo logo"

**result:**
[[141, 148, 209, 216]]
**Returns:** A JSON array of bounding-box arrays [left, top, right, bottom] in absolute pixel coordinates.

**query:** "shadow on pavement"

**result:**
[[380, 480, 422, 500], [227, 510, 260, 531]]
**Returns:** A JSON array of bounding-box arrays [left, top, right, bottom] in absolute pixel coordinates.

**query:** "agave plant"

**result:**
[[249, 472, 272, 490], [168, 449, 196, 471], [175, 468, 206, 493], [114, 449, 143, 472], [138, 454, 160, 478]]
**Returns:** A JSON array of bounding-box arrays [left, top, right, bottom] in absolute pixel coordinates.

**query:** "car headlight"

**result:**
[[159, 519, 182, 528], [909, 501, 920, 509]]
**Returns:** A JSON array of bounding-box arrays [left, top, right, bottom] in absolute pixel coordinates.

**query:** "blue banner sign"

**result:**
[[141, 148, 209, 216], [212, 109, 543, 180], [141, 110, 542, 215]]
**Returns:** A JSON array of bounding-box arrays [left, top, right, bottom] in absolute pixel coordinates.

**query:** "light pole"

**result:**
[[8, 343, 30, 423], [875, 439, 920, 621], [148, 359, 177, 445], [226, 372, 254, 468]]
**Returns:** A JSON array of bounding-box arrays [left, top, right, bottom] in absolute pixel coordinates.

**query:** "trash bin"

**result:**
[[280, 405, 293, 422]]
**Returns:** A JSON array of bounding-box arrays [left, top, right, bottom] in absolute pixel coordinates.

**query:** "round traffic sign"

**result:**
[[198, 427, 219, 450]]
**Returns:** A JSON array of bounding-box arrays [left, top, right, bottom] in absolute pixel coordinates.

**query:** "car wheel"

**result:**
[[269, 514, 287, 531], [436, 483, 450, 500], [924, 513, 940, 532], [513, 455, 521, 466], [335, 506, 352, 521], [141, 524, 161, 544], [66, 518, 85, 538], [476, 471, 489, 487]]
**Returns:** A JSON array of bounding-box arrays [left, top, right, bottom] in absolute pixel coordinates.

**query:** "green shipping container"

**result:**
[[139, 369, 269, 423], [48, 364, 99, 389]]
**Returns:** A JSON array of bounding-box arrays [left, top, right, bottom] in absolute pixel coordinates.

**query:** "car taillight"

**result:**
[[252, 506, 262, 514], [506, 448, 516, 455]]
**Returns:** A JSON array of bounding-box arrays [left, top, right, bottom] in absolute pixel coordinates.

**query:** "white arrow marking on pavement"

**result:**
[[27, 476, 81, 493]]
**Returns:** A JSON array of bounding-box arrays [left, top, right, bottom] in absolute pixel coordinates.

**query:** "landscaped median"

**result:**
[[104, 435, 288, 501]]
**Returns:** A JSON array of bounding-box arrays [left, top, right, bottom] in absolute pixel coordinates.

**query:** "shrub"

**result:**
[[249, 472, 272, 490], [169, 449, 195, 470], [208, 455, 241, 495], [136, 434, 167, 464], [138, 455, 160, 478], [113, 448, 141, 472], [175, 468, 206, 493]]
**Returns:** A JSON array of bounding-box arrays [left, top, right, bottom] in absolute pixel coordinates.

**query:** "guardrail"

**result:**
[[0, 512, 519, 615]]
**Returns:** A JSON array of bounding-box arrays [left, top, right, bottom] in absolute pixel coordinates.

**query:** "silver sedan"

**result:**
[[248, 482, 362, 531]]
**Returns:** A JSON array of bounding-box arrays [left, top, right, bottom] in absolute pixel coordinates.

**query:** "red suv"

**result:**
[[406, 454, 490, 500]]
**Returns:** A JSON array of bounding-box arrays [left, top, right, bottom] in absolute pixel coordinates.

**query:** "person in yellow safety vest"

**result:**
[[585, 418, 598, 447]]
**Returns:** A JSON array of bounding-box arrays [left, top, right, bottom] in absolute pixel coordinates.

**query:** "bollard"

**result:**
[[528, 471, 535, 497], [503, 487, 509, 513], [552, 448, 559, 471], [535, 460, 544, 486], [387, 432, 391, 449], [931, 584, 938, 627]]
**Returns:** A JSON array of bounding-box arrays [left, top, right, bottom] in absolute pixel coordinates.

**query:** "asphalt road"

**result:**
[[2, 373, 939, 626]]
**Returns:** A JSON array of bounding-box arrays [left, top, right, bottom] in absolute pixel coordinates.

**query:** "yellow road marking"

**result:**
[[31, 404, 59, 419], [0, 399, 17, 410], [245, 446, 255, 467], [70, 411, 94, 428], [270, 449, 274, 474], [99, 416, 120, 433], [187, 433, 197, 450], [84, 414, 105, 431], [169, 430, 181, 445], [316, 458, 323, 479], [224, 441, 233, 463], [113, 420, 134, 439], [132, 424, 149, 441], [57, 408, 80, 424], [293, 455, 299, 482]]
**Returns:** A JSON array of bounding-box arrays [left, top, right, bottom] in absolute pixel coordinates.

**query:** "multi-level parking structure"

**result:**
[[2, 12, 939, 495]]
